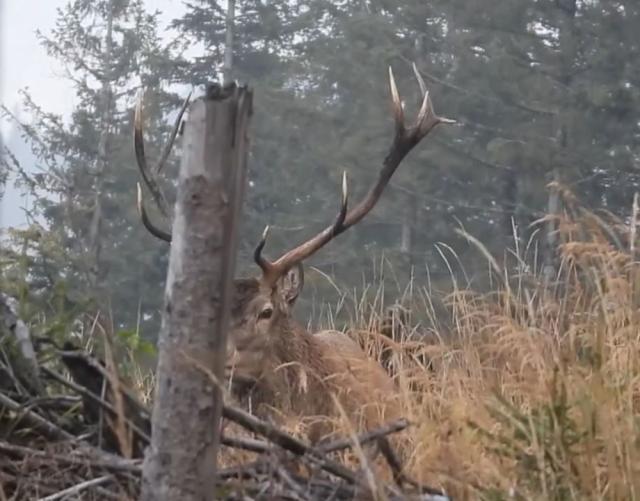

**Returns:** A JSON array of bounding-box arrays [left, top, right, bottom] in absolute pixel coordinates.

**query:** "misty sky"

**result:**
[[0, 0, 181, 228]]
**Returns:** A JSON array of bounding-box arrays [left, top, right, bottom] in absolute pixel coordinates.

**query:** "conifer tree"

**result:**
[[1, 0, 179, 340]]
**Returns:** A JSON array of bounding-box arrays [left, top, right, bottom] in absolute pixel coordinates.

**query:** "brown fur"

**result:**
[[225, 267, 402, 444]]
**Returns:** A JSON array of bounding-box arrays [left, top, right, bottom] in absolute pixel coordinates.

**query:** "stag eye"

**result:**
[[258, 306, 273, 320]]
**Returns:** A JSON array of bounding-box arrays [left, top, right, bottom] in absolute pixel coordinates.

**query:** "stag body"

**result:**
[[227, 270, 399, 441], [134, 65, 453, 443]]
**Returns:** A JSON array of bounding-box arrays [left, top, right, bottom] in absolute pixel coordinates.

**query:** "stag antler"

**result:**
[[134, 91, 192, 242], [255, 63, 455, 286]]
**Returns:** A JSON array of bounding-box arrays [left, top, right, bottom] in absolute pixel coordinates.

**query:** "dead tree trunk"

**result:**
[[140, 83, 252, 501]]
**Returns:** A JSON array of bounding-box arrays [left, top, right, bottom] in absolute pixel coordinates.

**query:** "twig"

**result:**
[[319, 418, 409, 453], [0, 441, 142, 475], [37, 474, 113, 501], [217, 460, 264, 479], [222, 405, 312, 456], [21, 395, 81, 409], [0, 393, 74, 441], [0, 353, 25, 396], [222, 405, 357, 483], [375, 431, 448, 498], [275, 465, 307, 500], [92, 486, 122, 500], [98, 372, 108, 450], [317, 417, 448, 499], [100, 322, 134, 459], [221, 434, 273, 454]]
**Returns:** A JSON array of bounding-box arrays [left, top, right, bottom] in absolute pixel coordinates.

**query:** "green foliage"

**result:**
[[471, 373, 587, 500], [0, 229, 90, 351], [116, 328, 156, 358], [1, 0, 180, 340]]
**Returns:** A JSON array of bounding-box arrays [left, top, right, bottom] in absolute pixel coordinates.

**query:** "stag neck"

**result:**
[[268, 320, 335, 383], [273, 319, 315, 359]]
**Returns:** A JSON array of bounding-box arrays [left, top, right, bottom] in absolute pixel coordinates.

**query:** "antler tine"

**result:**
[[137, 183, 172, 242], [134, 91, 190, 242], [254, 172, 350, 284], [156, 92, 192, 175], [254, 64, 454, 287], [388, 66, 405, 138], [412, 63, 456, 135], [412, 62, 428, 96], [134, 95, 170, 219], [254, 225, 274, 278]]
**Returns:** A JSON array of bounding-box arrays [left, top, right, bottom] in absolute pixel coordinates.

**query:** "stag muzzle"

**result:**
[[224, 347, 260, 398], [225, 369, 258, 397]]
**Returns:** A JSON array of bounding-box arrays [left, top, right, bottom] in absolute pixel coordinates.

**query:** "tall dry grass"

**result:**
[[336, 192, 640, 500], [127, 191, 640, 500]]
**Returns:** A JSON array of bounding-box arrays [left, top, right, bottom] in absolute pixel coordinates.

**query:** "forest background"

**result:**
[[1, 0, 638, 346]]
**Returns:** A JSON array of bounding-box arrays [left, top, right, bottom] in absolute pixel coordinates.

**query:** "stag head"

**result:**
[[134, 65, 454, 400], [223, 265, 304, 395]]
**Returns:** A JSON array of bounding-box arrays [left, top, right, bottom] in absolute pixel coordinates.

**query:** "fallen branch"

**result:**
[[222, 405, 357, 483], [38, 474, 113, 501], [319, 418, 410, 453], [0, 393, 74, 441], [0, 441, 142, 475], [221, 434, 272, 454], [0, 337, 452, 500]]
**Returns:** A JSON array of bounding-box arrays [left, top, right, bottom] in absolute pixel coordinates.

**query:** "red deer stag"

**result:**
[[134, 66, 453, 447]]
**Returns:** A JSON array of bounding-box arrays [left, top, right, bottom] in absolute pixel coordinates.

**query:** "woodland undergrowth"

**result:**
[[3, 190, 640, 500], [332, 191, 640, 500], [115, 190, 640, 500]]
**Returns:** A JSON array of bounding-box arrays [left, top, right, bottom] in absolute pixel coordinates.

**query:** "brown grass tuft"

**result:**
[[119, 193, 640, 500], [267, 196, 640, 500]]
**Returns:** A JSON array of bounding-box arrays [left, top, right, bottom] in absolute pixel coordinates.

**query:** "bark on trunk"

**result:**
[[140, 83, 252, 501]]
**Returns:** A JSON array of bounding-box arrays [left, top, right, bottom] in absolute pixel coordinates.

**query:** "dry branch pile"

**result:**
[[0, 294, 448, 500]]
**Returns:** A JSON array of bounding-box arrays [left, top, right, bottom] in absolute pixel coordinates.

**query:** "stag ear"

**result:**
[[279, 263, 304, 306]]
